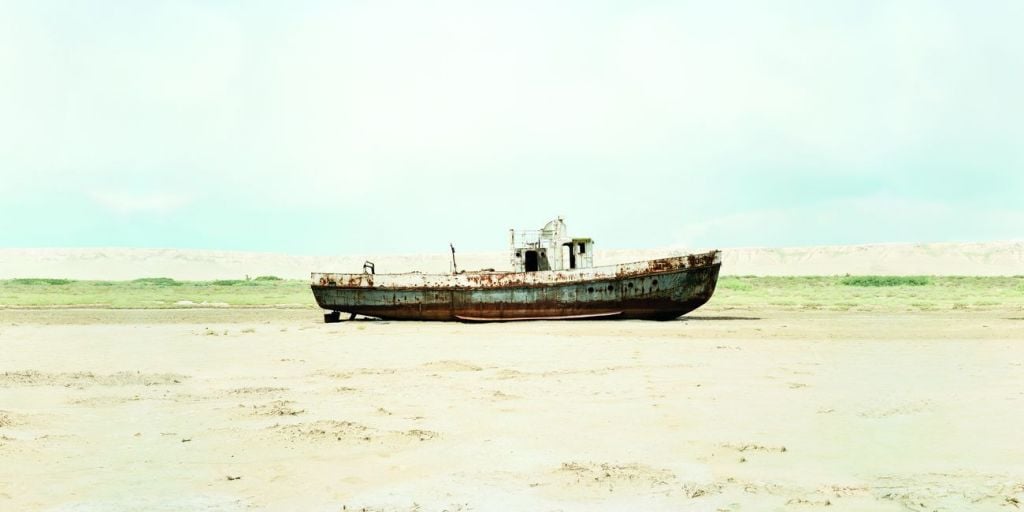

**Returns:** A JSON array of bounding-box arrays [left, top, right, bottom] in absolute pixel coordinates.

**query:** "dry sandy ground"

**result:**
[[3, 241, 1023, 280], [1, 308, 1023, 511]]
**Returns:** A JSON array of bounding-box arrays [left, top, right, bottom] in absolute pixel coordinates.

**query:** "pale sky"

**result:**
[[1, 1, 1021, 254]]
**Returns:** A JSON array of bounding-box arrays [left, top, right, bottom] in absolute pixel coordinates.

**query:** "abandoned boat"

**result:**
[[311, 217, 721, 322]]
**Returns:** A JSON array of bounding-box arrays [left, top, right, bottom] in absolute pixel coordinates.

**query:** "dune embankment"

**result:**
[[1, 241, 1022, 280]]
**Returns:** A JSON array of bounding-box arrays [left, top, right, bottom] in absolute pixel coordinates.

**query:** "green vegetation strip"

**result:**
[[0, 277, 314, 309], [839, 275, 930, 286], [715, 275, 1024, 311], [0, 275, 1021, 311]]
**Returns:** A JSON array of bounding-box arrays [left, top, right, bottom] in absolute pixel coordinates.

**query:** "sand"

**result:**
[[2, 241, 1023, 280], [2, 307, 1022, 511]]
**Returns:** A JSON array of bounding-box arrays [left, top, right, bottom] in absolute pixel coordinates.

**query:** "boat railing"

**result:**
[[510, 229, 557, 246]]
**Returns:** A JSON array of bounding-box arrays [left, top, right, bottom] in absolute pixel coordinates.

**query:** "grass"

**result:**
[[713, 276, 1024, 312], [840, 276, 930, 287], [0, 275, 1021, 312], [211, 280, 248, 286], [132, 277, 181, 286], [0, 278, 313, 309], [9, 278, 75, 285]]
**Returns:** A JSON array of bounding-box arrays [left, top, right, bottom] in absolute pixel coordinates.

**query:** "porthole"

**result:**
[[607, 285, 614, 292], [587, 287, 594, 293], [627, 282, 634, 289], [652, 279, 658, 287]]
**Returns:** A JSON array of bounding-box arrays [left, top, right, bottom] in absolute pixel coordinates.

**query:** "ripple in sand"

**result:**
[[554, 461, 721, 498], [242, 400, 304, 417], [227, 386, 289, 395], [268, 420, 438, 444], [858, 400, 932, 418], [0, 370, 188, 388], [0, 410, 19, 427], [420, 360, 483, 372]]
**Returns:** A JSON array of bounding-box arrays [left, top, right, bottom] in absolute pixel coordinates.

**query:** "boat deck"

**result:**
[[312, 251, 721, 289]]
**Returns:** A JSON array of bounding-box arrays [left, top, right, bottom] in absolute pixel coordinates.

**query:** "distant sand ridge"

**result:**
[[1, 241, 1022, 280]]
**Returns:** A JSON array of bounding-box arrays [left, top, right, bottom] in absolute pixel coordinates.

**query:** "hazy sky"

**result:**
[[1, 1, 1021, 254]]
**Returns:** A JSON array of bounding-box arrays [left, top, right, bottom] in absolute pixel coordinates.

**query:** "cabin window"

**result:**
[[524, 250, 539, 272], [515, 251, 521, 257]]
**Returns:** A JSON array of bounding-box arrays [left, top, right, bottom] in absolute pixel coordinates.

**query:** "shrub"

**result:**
[[8, 278, 74, 285], [254, 275, 283, 281], [132, 277, 180, 286], [840, 276, 930, 287]]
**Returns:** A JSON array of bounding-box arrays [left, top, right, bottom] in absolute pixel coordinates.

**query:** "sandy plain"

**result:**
[[2, 306, 1023, 511]]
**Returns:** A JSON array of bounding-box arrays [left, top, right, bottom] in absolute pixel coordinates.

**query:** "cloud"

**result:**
[[1, 2, 1022, 250], [90, 190, 192, 215]]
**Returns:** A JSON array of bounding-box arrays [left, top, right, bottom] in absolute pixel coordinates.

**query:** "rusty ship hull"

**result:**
[[311, 250, 721, 322]]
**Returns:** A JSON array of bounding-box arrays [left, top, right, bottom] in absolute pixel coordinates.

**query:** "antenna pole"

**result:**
[[450, 243, 458, 274]]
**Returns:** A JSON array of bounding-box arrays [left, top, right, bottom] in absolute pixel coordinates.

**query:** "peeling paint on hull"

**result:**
[[311, 251, 721, 322]]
